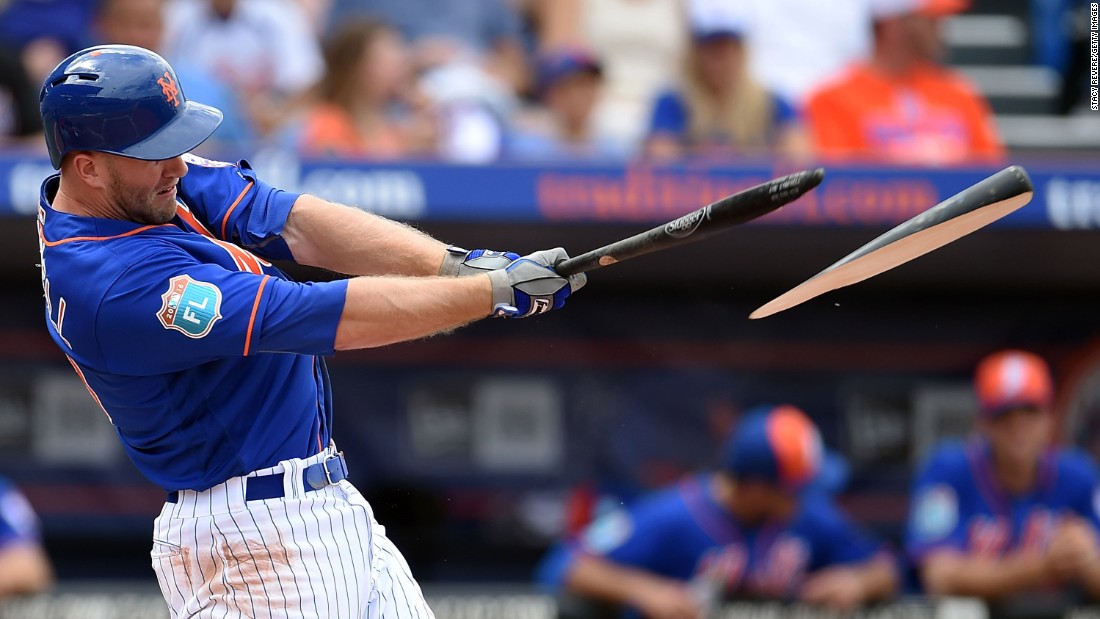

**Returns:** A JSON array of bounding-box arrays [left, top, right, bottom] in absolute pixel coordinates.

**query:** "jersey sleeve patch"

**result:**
[[912, 484, 958, 541], [157, 275, 224, 338], [580, 509, 634, 555]]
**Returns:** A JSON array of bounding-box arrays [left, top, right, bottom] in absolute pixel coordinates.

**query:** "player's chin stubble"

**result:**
[[109, 175, 177, 225]]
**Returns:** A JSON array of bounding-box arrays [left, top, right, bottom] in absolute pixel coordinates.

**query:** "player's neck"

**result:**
[[51, 177, 126, 221], [713, 475, 773, 526], [991, 452, 1039, 495]]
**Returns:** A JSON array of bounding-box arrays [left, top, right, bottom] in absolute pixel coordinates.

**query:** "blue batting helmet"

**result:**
[[39, 45, 223, 169]]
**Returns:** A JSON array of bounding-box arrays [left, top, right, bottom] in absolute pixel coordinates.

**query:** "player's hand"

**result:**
[[1047, 516, 1100, 582], [799, 567, 867, 614], [486, 247, 586, 318], [439, 246, 520, 277], [629, 579, 702, 619]]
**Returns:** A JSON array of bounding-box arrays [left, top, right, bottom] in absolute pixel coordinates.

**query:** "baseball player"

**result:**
[[36, 44, 585, 618], [907, 350, 1100, 605], [539, 405, 897, 619]]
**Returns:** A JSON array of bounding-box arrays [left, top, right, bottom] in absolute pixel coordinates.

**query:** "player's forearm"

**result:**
[[851, 556, 899, 603], [1075, 559, 1100, 601], [565, 553, 673, 610], [921, 551, 1051, 598], [283, 194, 447, 277], [0, 544, 53, 596], [334, 274, 491, 350]]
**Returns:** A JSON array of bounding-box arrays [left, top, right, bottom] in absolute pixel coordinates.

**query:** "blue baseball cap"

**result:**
[[723, 404, 823, 489], [537, 49, 602, 94], [40, 45, 222, 169]]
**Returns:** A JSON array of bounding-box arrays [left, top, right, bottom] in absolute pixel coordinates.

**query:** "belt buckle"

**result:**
[[307, 451, 345, 490], [320, 453, 338, 486]]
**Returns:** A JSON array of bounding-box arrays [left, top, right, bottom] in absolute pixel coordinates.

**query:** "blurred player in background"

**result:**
[[804, 0, 1004, 165], [907, 350, 1100, 608], [0, 478, 52, 598], [539, 405, 897, 619]]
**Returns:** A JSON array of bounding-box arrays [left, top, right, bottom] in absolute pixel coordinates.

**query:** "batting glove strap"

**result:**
[[439, 246, 521, 277], [486, 249, 586, 318]]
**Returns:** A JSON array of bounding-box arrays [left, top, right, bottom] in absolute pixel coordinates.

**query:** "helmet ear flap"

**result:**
[[39, 45, 223, 169]]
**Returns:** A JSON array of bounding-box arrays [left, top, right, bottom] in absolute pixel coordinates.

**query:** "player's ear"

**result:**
[[68, 152, 108, 189]]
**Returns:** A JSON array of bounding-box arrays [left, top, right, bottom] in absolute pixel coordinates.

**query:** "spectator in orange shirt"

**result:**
[[804, 0, 1004, 165], [296, 19, 436, 159]]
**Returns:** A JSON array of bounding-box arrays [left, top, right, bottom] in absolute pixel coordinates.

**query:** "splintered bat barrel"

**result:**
[[554, 168, 825, 277], [749, 165, 1035, 320]]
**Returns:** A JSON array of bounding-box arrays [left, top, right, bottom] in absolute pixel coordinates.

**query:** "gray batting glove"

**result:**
[[439, 247, 521, 277], [486, 248, 587, 318]]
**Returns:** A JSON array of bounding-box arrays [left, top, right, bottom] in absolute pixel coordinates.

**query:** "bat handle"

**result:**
[[554, 252, 603, 277]]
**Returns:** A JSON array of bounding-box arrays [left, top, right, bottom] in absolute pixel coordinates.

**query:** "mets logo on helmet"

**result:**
[[157, 275, 223, 338], [157, 71, 180, 107]]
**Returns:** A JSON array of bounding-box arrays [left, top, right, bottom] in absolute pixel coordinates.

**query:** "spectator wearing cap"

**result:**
[[505, 48, 625, 161], [643, 1, 811, 162], [804, 0, 1004, 165], [533, 0, 689, 155], [537, 405, 897, 619], [906, 350, 1100, 606]]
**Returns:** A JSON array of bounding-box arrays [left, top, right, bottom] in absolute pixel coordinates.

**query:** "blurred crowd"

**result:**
[[0, 0, 1089, 166]]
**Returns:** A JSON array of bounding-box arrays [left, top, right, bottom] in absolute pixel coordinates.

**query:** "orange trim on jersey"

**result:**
[[220, 181, 254, 240], [316, 433, 323, 453], [243, 275, 270, 356], [175, 203, 215, 238], [41, 224, 172, 247], [66, 354, 111, 423]]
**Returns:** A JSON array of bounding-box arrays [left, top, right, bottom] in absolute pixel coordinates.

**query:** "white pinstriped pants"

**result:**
[[151, 447, 435, 618]]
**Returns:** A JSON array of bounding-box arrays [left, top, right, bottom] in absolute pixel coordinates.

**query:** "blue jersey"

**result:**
[[540, 474, 885, 604], [37, 155, 349, 492], [906, 439, 1100, 565]]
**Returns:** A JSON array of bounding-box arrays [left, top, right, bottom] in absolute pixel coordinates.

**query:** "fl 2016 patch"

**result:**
[[157, 275, 223, 338]]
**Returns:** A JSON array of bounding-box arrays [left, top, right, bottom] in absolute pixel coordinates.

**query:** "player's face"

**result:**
[[100, 154, 188, 225], [733, 480, 796, 523], [985, 407, 1051, 466]]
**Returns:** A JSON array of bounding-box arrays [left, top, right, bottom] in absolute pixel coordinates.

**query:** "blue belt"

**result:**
[[166, 453, 349, 503]]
